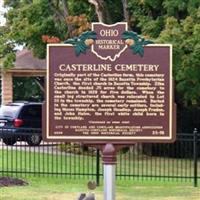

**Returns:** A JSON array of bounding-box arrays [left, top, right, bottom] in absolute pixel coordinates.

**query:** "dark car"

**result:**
[[0, 102, 42, 146]]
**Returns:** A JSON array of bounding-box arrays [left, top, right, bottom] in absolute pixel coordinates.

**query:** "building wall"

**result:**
[[1, 72, 13, 105]]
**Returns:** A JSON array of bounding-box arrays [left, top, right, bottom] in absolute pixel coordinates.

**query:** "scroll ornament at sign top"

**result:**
[[64, 23, 153, 59], [64, 31, 97, 56]]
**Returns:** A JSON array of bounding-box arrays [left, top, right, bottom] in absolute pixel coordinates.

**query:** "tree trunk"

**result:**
[[48, 0, 73, 37], [88, 0, 112, 24], [35, 77, 45, 93], [121, 0, 130, 28], [61, 0, 73, 36]]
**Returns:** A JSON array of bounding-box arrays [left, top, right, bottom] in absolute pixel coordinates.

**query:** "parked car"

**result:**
[[0, 102, 42, 146]]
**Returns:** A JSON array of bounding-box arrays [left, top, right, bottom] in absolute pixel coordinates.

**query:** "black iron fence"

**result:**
[[0, 128, 199, 186]]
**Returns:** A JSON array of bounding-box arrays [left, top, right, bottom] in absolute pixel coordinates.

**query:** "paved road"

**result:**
[[0, 140, 64, 155]]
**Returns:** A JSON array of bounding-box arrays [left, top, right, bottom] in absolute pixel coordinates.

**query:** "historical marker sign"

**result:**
[[43, 22, 175, 143]]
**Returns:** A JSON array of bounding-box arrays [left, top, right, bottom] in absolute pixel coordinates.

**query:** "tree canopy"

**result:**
[[1, 0, 200, 106]]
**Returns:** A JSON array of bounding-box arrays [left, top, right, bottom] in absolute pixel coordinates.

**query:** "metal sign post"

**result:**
[[104, 164, 116, 200], [102, 143, 117, 200]]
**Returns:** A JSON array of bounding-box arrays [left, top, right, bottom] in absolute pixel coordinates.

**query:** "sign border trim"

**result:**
[[46, 44, 173, 141]]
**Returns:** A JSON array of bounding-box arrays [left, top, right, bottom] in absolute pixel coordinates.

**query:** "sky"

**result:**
[[0, 0, 6, 26]]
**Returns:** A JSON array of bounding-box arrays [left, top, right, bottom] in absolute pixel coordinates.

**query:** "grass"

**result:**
[[0, 147, 200, 199], [0, 148, 98, 178], [0, 148, 200, 182], [0, 177, 200, 200]]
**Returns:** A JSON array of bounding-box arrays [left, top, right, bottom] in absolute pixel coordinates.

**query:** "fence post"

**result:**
[[96, 149, 100, 186], [193, 128, 198, 187]]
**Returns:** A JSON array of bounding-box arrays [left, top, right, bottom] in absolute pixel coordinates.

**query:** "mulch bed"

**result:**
[[0, 177, 28, 187]]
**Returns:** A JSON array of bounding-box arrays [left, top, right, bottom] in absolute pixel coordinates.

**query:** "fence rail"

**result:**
[[0, 128, 199, 186]]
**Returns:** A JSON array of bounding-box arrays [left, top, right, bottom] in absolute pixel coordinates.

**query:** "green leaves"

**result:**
[[79, 31, 97, 40], [130, 44, 144, 57], [122, 31, 153, 57], [64, 31, 97, 56], [74, 41, 88, 56], [13, 77, 44, 102], [122, 31, 138, 41], [2, 52, 16, 70], [0, 27, 16, 70], [158, 8, 200, 106]]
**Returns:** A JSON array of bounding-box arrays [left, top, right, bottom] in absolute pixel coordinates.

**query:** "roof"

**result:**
[[13, 49, 46, 70], [5, 102, 43, 106], [7, 101, 42, 106]]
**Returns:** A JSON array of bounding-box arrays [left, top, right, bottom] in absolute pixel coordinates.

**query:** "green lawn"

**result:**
[[1, 177, 200, 200], [0, 148, 98, 179], [0, 148, 200, 182], [1, 148, 200, 199]]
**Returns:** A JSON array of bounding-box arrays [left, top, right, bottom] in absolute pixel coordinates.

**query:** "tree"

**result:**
[[1, 0, 200, 107], [3, 0, 68, 59], [2, 0, 130, 62], [158, 12, 200, 106], [127, 0, 200, 106], [0, 26, 16, 69]]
